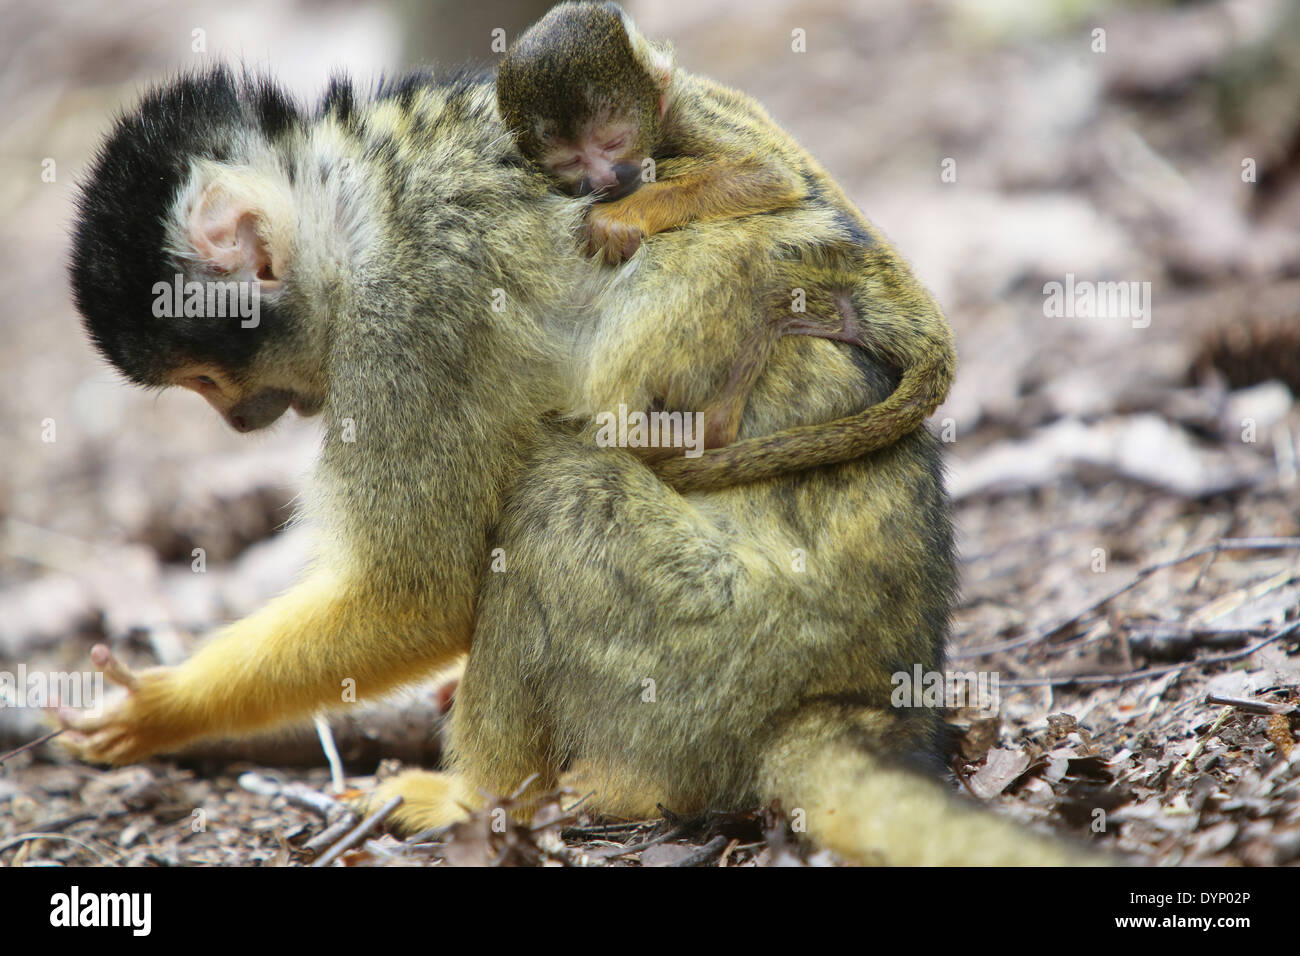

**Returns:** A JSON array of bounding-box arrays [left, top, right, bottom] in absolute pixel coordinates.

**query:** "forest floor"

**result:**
[[1, 0, 1298, 866]]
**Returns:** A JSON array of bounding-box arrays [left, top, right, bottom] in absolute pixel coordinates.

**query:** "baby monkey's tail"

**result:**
[[655, 349, 951, 493]]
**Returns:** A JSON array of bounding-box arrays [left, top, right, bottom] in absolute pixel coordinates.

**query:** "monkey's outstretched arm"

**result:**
[[60, 566, 468, 764]]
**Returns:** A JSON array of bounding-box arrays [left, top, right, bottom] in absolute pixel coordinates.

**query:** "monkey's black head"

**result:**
[[70, 66, 304, 388]]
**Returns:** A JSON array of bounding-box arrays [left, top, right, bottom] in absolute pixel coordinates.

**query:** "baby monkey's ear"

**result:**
[[630, 29, 674, 117]]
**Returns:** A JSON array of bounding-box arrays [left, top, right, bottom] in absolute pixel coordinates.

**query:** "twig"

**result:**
[[311, 795, 403, 867], [1126, 625, 1263, 657], [1206, 693, 1296, 716], [563, 821, 645, 838], [955, 537, 1300, 660], [507, 772, 541, 801], [239, 771, 348, 821], [562, 790, 595, 815], [588, 824, 686, 860], [1173, 710, 1232, 777], [718, 837, 740, 867], [999, 617, 1300, 688], [669, 834, 729, 867], [529, 810, 583, 834], [302, 814, 362, 855], [0, 728, 64, 765], [313, 715, 345, 793], [284, 785, 348, 820], [29, 809, 128, 834], [0, 832, 119, 864]]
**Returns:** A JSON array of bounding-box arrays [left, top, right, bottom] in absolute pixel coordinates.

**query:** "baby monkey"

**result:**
[[497, 2, 957, 476], [497, 1, 805, 265]]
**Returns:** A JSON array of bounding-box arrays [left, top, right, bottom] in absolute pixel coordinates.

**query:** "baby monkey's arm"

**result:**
[[585, 155, 805, 264]]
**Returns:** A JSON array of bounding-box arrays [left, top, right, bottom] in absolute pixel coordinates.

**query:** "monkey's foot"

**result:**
[[354, 769, 472, 834]]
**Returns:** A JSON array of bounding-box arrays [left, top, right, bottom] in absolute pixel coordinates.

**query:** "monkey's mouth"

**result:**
[[229, 390, 321, 432], [591, 177, 642, 203], [291, 394, 323, 417]]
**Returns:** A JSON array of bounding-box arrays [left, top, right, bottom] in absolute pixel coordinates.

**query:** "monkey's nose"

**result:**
[[588, 165, 643, 203], [578, 170, 618, 197]]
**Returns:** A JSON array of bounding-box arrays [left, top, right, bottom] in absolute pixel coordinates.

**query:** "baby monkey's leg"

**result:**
[[642, 304, 876, 458]]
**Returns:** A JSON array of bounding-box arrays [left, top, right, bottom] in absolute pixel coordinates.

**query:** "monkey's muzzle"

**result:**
[[580, 161, 644, 202]]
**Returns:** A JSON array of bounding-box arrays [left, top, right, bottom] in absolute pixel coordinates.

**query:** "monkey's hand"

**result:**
[[584, 204, 646, 264], [56, 645, 199, 765]]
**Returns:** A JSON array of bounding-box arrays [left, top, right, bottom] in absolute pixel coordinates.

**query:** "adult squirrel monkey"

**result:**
[[64, 60, 1090, 865]]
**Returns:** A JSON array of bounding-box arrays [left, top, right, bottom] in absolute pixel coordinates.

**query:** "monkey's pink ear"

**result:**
[[653, 61, 674, 117], [188, 186, 281, 287]]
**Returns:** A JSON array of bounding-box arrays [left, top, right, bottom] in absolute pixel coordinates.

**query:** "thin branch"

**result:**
[[239, 771, 350, 822], [669, 834, 729, 867], [1206, 693, 1296, 716], [956, 537, 1300, 660], [0, 831, 119, 864], [569, 822, 644, 833], [29, 809, 127, 834], [313, 714, 345, 793], [302, 814, 362, 856], [1173, 709, 1232, 777], [0, 728, 64, 765], [310, 795, 403, 867], [718, 837, 740, 867], [562, 790, 596, 815], [999, 618, 1300, 688], [588, 825, 687, 860]]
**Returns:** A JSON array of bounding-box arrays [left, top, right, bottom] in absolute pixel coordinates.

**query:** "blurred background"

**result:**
[[1, 0, 1298, 865]]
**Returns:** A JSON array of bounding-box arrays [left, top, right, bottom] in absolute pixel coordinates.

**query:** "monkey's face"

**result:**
[[540, 117, 648, 201], [170, 364, 320, 433]]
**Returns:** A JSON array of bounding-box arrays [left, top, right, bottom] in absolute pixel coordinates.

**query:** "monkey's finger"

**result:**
[[54, 704, 108, 734], [61, 723, 133, 764], [95, 730, 142, 765], [620, 231, 642, 261], [91, 643, 139, 691], [583, 233, 606, 261], [600, 237, 626, 266]]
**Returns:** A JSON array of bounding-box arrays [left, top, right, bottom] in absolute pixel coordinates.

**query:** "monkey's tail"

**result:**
[[757, 708, 1099, 866], [653, 349, 953, 493]]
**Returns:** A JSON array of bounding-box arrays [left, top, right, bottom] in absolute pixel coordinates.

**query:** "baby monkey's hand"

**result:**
[[584, 203, 646, 264]]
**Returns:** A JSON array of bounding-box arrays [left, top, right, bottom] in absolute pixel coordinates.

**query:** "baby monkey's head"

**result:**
[[497, 1, 674, 201]]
